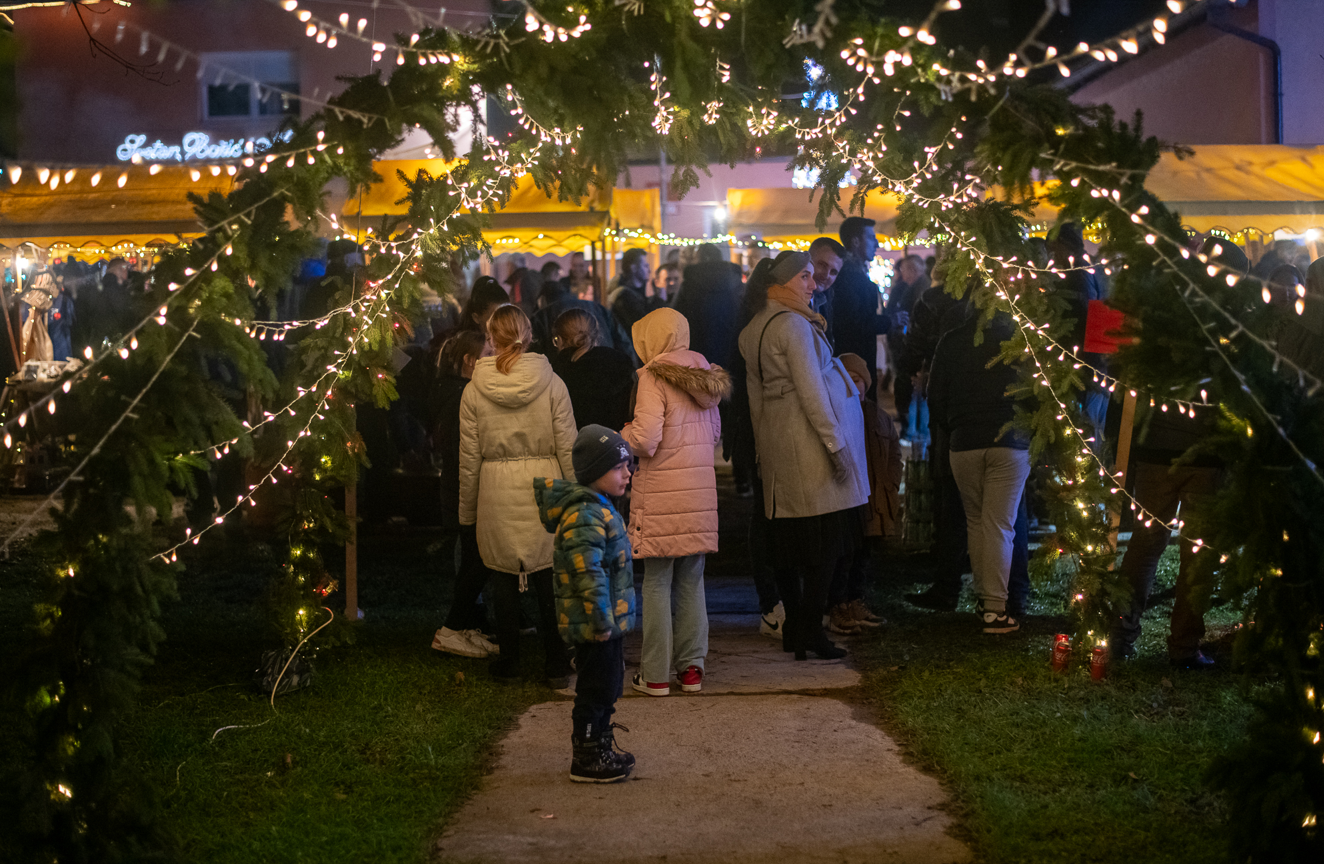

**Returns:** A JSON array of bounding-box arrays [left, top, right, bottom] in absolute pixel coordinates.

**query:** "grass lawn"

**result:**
[[2, 500, 1257, 863], [857, 545, 1255, 864], [0, 527, 542, 864]]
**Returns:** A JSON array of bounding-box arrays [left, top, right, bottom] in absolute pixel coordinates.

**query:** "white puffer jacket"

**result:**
[[458, 353, 578, 574]]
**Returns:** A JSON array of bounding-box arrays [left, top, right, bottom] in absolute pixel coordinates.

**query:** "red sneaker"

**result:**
[[631, 673, 669, 697], [678, 666, 703, 693]]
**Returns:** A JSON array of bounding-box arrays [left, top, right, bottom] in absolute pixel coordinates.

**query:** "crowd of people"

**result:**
[[406, 218, 1324, 783], [0, 255, 142, 376], [408, 218, 917, 782], [15, 220, 1321, 785]]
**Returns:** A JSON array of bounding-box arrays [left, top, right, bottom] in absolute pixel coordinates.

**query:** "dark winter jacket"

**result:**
[[673, 261, 742, 366], [611, 283, 660, 363], [429, 372, 469, 529], [534, 477, 636, 644], [550, 345, 637, 431], [830, 257, 893, 381], [886, 273, 928, 353], [902, 283, 962, 379], [47, 291, 74, 361], [927, 308, 1029, 452], [1131, 406, 1221, 468], [1056, 268, 1107, 372]]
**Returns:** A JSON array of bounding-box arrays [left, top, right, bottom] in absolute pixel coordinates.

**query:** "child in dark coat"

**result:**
[[534, 425, 638, 783], [550, 308, 636, 431]]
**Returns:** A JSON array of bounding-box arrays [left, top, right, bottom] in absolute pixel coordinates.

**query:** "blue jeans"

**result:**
[[639, 555, 709, 684]]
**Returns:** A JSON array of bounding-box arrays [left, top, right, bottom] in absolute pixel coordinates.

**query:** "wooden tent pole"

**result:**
[[1108, 390, 1138, 551]]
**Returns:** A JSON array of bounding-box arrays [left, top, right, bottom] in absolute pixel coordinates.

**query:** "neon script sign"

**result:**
[[115, 130, 294, 163]]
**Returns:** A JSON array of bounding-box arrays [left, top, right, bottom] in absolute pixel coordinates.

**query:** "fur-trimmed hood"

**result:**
[[647, 359, 732, 410]]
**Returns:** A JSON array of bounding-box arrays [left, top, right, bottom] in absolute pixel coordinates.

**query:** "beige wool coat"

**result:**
[[622, 309, 731, 559], [458, 353, 578, 574], [738, 301, 870, 519]]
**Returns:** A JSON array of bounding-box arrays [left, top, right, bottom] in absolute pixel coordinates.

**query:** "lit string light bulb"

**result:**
[[692, 0, 730, 29]]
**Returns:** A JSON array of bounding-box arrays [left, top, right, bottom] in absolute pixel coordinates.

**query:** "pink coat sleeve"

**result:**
[[622, 368, 665, 458]]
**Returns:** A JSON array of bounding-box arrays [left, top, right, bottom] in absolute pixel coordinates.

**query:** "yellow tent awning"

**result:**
[[346, 160, 614, 254], [609, 188, 660, 233], [1144, 145, 1324, 236], [725, 187, 905, 247], [0, 164, 233, 250]]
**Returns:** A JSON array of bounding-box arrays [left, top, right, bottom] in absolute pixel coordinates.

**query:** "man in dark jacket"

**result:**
[[1048, 223, 1107, 445], [809, 237, 845, 349], [832, 217, 904, 394], [673, 244, 741, 367], [610, 248, 658, 364], [927, 305, 1030, 633], [1107, 236, 1242, 670], [888, 254, 929, 437]]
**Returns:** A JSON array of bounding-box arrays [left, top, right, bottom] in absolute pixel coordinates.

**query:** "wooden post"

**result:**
[[344, 403, 359, 621], [345, 478, 358, 620], [1108, 390, 1138, 552]]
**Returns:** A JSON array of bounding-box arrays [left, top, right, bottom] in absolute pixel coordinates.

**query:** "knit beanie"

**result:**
[[572, 424, 633, 486], [838, 352, 871, 391]]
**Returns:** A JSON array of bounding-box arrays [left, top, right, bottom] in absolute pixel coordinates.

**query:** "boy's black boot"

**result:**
[[600, 722, 635, 771], [570, 730, 632, 784]]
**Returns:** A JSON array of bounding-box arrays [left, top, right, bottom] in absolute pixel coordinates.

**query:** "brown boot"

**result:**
[[827, 603, 860, 636], [848, 598, 885, 628]]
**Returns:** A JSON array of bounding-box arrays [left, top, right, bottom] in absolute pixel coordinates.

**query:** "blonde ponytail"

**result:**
[[487, 304, 533, 374]]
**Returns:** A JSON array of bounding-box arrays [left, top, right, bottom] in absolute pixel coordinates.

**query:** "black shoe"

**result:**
[[570, 729, 633, 783], [979, 610, 1020, 634], [546, 675, 572, 690], [906, 587, 959, 612], [1170, 651, 1214, 671], [800, 629, 847, 661]]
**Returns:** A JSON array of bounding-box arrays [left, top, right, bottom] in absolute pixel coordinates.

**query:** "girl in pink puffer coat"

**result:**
[[622, 308, 731, 697]]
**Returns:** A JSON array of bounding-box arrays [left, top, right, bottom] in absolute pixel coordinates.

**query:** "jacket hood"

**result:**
[[470, 352, 553, 408], [648, 357, 732, 410], [632, 307, 690, 364], [534, 477, 607, 532]]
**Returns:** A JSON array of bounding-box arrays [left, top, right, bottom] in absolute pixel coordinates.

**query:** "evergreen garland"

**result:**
[[5, 2, 1321, 859]]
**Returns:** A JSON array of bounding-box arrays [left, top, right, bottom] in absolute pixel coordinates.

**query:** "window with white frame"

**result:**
[[199, 51, 300, 120]]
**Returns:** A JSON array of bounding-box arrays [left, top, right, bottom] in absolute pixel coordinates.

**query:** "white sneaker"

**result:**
[[465, 630, 499, 656], [431, 627, 488, 658], [759, 601, 785, 639]]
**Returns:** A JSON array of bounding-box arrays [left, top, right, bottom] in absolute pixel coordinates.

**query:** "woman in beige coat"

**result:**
[[622, 308, 730, 696], [738, 252, 869, 660], [459, 305, 578, 687]]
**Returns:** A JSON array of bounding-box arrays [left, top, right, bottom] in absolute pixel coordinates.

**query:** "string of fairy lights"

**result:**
[[11, 0, 1295, 625], [1074, 181, 1324, 487], [155, 125, 559, 556], [908, 201, 1220, 555], [0, 186, 301, 445]]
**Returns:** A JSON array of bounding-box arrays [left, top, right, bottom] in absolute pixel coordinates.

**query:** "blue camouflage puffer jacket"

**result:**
[[533, 477, 636, 644]]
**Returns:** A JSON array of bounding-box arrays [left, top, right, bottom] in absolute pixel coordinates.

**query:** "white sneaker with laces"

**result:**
[[431, 626, 488, 658], [759, 601, 785, 639], [465, 630, 499, 656]]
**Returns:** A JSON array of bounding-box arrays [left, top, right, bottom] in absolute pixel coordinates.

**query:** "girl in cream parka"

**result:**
[[459, 304, 578, 686], [623, 307, 731, 696]]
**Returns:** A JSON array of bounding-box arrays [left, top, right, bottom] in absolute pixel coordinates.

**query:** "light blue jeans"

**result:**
[[639, 555, 709, 684]]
